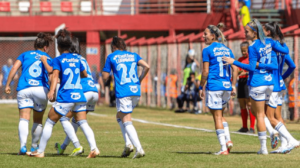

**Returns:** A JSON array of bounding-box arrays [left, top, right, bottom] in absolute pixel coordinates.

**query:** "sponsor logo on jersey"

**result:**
[[222, 81, 231, 88], [28, 79, 40, 85], [69, 63, 76, 67], [62, 58, 79, 63], [70, 92, 81, 100], [113, 54, 135, 64], [129, 85, 138, 93], [213, 47, 230, 57], [264, 74, 272, 81], [88, 80, 95, 87]]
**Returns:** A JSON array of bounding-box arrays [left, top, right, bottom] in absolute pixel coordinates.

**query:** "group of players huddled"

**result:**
[[5, 18, 299, 158]]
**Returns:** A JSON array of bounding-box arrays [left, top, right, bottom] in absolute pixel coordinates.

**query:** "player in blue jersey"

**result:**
[[199, 25, 238, 155], [30, 29, 99, 158], [102, 36, 149, 159], [55, 37, 100, 156], [223, 19, 293, 154], [262, 22, 299, 153], [4, 33, 53, 155]]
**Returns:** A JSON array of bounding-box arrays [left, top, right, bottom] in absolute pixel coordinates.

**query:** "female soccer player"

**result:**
[[222, 19, 292, 154], [261, 22, 298, 153], [199, 25, 238, 155], [237, 42, 256, 133], [102, 36, 150, 159], [5, 33, 53, 155], [30, 29, 99, 158], [55, 37, 99, 155]]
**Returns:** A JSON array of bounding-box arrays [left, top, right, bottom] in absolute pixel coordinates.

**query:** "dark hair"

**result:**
[[34, 33, 53, 50], [264, 22, 284, 44], [189, 72, 195, 76], [55, 29, 72, 51], [239, 0, 246, 6], [69, 36, 81, 54], [240, 41, 249, 48], [111, 36, 126, 51]]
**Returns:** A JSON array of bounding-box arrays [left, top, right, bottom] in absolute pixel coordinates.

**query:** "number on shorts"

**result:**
[[117, 63, 138, 85], [29, 61, 42, 77], [217, 57, 229, 77], [63, 68, 82, 89]]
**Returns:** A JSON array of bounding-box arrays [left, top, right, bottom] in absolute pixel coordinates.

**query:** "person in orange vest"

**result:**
[[165, 69, 178, 110], [288, 75, 300, 120]]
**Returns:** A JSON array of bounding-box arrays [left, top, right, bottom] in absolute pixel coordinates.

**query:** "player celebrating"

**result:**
[[222, 19, 290, 154], [30, 29, 99, 158], [5, 33, 53, 155], [102, 36, 150, 159], [199, 25, 238, 155], [55, 36, 99, 155]]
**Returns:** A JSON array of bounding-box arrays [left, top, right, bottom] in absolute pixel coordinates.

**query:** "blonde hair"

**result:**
[[207, 25, 226, 43]]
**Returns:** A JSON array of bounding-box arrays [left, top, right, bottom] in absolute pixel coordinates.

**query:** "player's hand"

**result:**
[[231, 86, 236, 96], [47, 90, 55, 102], [40, 56, 48, 63], [0, 83, 2, 87], [199, 90, 205, 99], [5, 86, 11, 94], [222, 57, 234, 65], [101, 89, 105, 94]]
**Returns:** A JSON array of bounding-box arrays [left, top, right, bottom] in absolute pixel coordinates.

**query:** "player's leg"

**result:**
[[238, 98, 249, 132], [221, 91, 233, 152], [247, 99, 256, 133]]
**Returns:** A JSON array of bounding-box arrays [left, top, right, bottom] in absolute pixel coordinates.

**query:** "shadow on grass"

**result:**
[[0, 153, 123, 158], [174, 151, 257, 155]]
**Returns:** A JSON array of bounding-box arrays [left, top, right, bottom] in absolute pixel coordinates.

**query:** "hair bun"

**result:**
[[37, 33, 45, 38]]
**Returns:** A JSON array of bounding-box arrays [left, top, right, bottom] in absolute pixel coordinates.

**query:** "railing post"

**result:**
[[135, 0, 139, 15], [29, 0, 32, 16], [170, 0, 174, 14], [275, 0, 279, 9], [131, 0, 134, 15], [208, 0, 212, 13], [294, 35, 299, 120], [99, 0, 103, 15]]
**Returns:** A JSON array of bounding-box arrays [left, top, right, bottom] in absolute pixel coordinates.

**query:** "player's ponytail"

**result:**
[[55, 28, 72, 51], [69, 37, 81, 54], [247, 19, 266, 44], [111, 36, 126, 51], [264, 22, 284, 44], [275, 23, 284, 44], [34, 32, 53, 50], [207, 25, 226, 43]]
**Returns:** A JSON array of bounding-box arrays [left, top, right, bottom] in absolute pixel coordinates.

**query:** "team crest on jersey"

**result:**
[[28, 79, 40, 85], [222, 81, 231, 88], [71, 92, 81, 100], [88, 80, 95, 87], [264, 74, 272, 81], [129, 85, 138, 93]]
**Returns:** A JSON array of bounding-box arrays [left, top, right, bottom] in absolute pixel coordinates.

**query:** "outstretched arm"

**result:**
[[257, 53, 278, 70], [282, 54, 296, 80]]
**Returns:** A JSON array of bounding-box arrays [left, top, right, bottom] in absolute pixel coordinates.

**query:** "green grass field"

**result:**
[[1, 104, 300, 168]]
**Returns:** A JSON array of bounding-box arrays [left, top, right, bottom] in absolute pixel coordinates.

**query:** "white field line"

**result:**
[[88, 113, 264, 137]]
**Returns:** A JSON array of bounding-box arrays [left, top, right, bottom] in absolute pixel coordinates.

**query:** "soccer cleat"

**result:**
[[87, 148, 100, 158], [69, 146, 84, 156], [30, 151, 45, 158], [55, 143, 65, 155], [237, 127, 249, 133], [287, 140, 300, 151], [270, 133, 279, 149], [270, 147, 291, 154], [132, 149, 145, 159], [248, 128, 255, 134], [214, 150, 229, 155], [18, 146, 27, 155], [226, 141, 233, 153], [257, 149, 268, 155], [30, 146, 39, 152], [121, 144, 134, 157]]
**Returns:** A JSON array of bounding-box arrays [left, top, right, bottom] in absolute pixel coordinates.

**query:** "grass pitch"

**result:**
[[1, 104, 300, 168]]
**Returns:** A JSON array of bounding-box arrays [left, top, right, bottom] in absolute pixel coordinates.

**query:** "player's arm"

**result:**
[[0, 73, 3, 87], [231, 65, 238, 96], [40, 56, 53, 73], [80, 70, 88, 78], [102, 72, 110, 83], [138, 59, 150, 83], [48, 70, 59, 101], [256, 54, 278, 70], [5, 60, 21, 94], [282, 54, 296, 80], [270, 40, 289, 54]]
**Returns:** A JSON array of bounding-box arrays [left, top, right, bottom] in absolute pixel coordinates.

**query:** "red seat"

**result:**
[[0, 2, 10, 12], [61, 2, 73, 12], [40, 2, 52, 12]]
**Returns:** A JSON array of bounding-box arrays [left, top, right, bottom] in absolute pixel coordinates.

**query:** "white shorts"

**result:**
[[84, 91, 98, 111], [95, 84, 100, 91], [205, 90, 231, 110], [267, 92, 280, 108], [53, 102, 87, 116], [116, 96, 140, 113], [17, 87, 48, 112], [249, 85, 274, 101]]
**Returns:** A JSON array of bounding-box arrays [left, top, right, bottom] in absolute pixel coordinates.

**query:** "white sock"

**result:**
[[216, 129, 227, 151], [275, 122, 296, 143], [38, 118, 56, 153], [19, 118, 29, 148], [280, 135, 288, 148], [78, 120, 97, 151], [222, 122, 231, 142], [264, 117, 277, 135], [60, 117, 80, 149], [117, 118, 132, 146], [31, 123, 43, 148], [60, 117, 79, 150], [124, 121, 142, 151], [258, 131, 267, 150]]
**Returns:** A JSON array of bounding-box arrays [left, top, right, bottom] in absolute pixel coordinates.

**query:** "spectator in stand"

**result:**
[[239, 0, 251, 27], [0, 58, 19, 99], [165, 69, 178, 110], [237, 42, 256, 133]]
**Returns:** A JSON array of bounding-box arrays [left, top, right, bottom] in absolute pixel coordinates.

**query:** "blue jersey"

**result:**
[[16, 50, 52, 91], [280, 54, 296, 90], [233, 39, 289, 87], [53, 53, 87, 103], [103, 50, 142, 98], [75, 54, 98, 93], [202, 42, 234, 91]]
